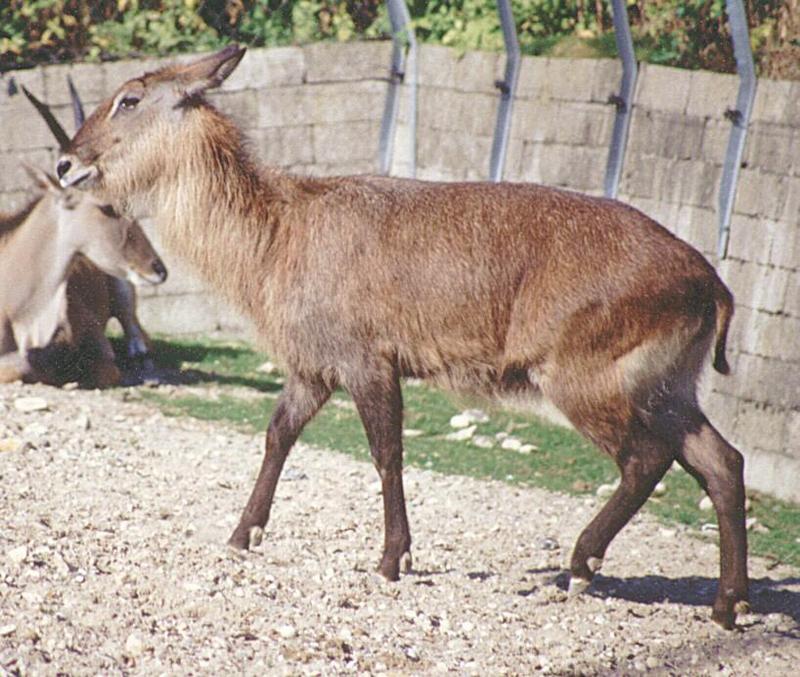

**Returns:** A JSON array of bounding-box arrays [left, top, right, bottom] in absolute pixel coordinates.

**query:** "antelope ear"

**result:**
[[23, 164, 63, 194], [180, 44, 246, 98]]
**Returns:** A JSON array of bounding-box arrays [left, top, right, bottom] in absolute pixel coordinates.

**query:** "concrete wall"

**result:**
[[0, 43, 797, 501]]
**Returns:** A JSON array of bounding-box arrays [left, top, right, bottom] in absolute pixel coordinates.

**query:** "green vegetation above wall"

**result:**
[[1, 1, 798, 79]]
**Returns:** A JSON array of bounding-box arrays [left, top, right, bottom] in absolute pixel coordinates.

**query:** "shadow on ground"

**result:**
[[110, 337, 281, 394], [548, 570, 800, 626]]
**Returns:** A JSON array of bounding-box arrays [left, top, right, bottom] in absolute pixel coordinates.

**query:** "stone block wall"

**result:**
[[0, 43, 797, 500]]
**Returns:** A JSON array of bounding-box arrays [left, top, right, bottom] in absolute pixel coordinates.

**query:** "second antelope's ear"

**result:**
[[23, 164, 62, 194], [180, 44, 246, 98]]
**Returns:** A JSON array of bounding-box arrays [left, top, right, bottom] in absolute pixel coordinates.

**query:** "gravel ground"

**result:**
[[1, 381, 798, 676]]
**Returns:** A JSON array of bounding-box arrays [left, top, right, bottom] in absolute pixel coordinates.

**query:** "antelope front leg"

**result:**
[[350, 363, 412, 580], [228, 375, 331, 550]]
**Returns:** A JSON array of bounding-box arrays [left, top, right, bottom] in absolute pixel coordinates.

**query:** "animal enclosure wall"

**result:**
[[0, 42, 797, 502]]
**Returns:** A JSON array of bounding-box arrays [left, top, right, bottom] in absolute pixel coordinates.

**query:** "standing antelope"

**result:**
[[56, 46, 748, 629], [0, 168, 167, 386]]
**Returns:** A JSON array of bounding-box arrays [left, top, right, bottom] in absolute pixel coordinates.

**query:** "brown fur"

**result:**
[[58, 45, 748, 629]]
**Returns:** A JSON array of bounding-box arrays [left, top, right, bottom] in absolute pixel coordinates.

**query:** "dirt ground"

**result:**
[[1, 381, 798, 675]]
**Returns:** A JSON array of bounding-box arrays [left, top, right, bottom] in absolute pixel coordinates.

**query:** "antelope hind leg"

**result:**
[[569, 416, 673, 593], [674, 410, 749, 630]]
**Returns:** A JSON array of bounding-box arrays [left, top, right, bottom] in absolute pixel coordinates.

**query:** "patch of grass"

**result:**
[[137, 336, 800, 569]]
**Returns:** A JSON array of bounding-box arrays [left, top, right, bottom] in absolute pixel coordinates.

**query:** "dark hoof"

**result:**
[[712, 596, 749, 630], [377, 550, 412, 581], [227, 528, 251, 551]]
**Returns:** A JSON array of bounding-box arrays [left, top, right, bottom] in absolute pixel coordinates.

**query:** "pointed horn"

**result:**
[[66, 75, 85, 129], [21, 86, 71, 151]]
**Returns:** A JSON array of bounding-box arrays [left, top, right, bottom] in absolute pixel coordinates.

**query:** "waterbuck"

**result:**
[[55, 45, 748, 628], [0, 167, 167, 386]]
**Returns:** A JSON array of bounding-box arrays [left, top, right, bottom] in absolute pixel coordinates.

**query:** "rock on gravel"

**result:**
[[0, 380, 798, 676]]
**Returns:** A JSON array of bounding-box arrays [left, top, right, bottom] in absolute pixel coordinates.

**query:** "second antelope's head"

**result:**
[[55, 45, 247, 199], [23, 84, 168, 286]]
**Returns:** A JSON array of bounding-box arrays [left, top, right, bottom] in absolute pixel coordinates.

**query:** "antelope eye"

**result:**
[[119, 96, 140, 111], [98, 204, 118, 218]]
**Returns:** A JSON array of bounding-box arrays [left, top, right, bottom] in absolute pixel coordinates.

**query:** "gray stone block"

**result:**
[[784, 272, 800, 318], [0, 101, 66, 152], [686, 69, 738, 120], [678, 159, 720, 209], [700, 120, 730, 164], [509, 99, 553, 142], [417, 45, 458, 89], [626, 109, 659, 155], [726, 214, 772, 265], [538, 144, 605, 192], [733, 400, 787, 454], [546, 58, 598, 103], [256, 86, 313, 127], [675, 204, 716, 254], [549, 102, 613, 147], [721, 260, 790, 314], [103, 57, 164, 90], [735, 352, 800, 409], [52, 61, 110, 106], [734, 309, 800, 361], [590, 58, 622, 104], [137, 292, 224, 335], [743, 122, 794, 176], [418, 131, 491, 181], [629, 111, 704, 161], [222, 46, 305, 92], [209, 90, 259, 128], [0, 68, 45, 107], [516, 56, 549, 100], [768, 218, 799, 270], [417, 45, 500, 94], [0, 149, 53, 191], [743, 446, 800, 503], [635, 63, 691, 114], [454, 92, 498, 137], [733, 169, 789, 220], [620, 151, 657, 199], [418, 87, 463, 131], [305, 41, 391, 83], [251, 125, 314, 167], [298, 160, 377, 177], [308, 81, 386, 125], [452, 50, 500, 94], [751, 78, 793, 124], [312, 121, 380, 164]]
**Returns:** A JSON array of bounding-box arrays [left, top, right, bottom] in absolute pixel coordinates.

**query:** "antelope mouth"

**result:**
[[59, 166, 99, 190]]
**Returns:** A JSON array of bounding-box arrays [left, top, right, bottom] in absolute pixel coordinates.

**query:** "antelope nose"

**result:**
[[56, 159, 72, 179], [152, 258, 168, 283]]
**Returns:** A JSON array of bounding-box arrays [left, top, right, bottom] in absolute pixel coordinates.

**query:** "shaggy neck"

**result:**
[[147, 109, 291, 316]]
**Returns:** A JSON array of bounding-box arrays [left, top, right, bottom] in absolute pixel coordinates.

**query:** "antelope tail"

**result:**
[[712, 285, 734, 375]]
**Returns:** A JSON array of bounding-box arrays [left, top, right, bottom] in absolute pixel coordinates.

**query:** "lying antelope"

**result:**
[[0, 167, 167, 386], [5, 84, 167, 385], [56, 46, 748, 628]]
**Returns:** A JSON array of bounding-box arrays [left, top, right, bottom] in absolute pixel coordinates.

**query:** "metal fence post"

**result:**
[[717, 0, 757, 259], [603, 0, 638, 199], [379, 0, 417, 177], [489, 0, 521, 182]]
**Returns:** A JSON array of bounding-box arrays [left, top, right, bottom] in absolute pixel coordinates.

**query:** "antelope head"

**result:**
[[23, 84, 168, 286], [55, 45, 246, 202]]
